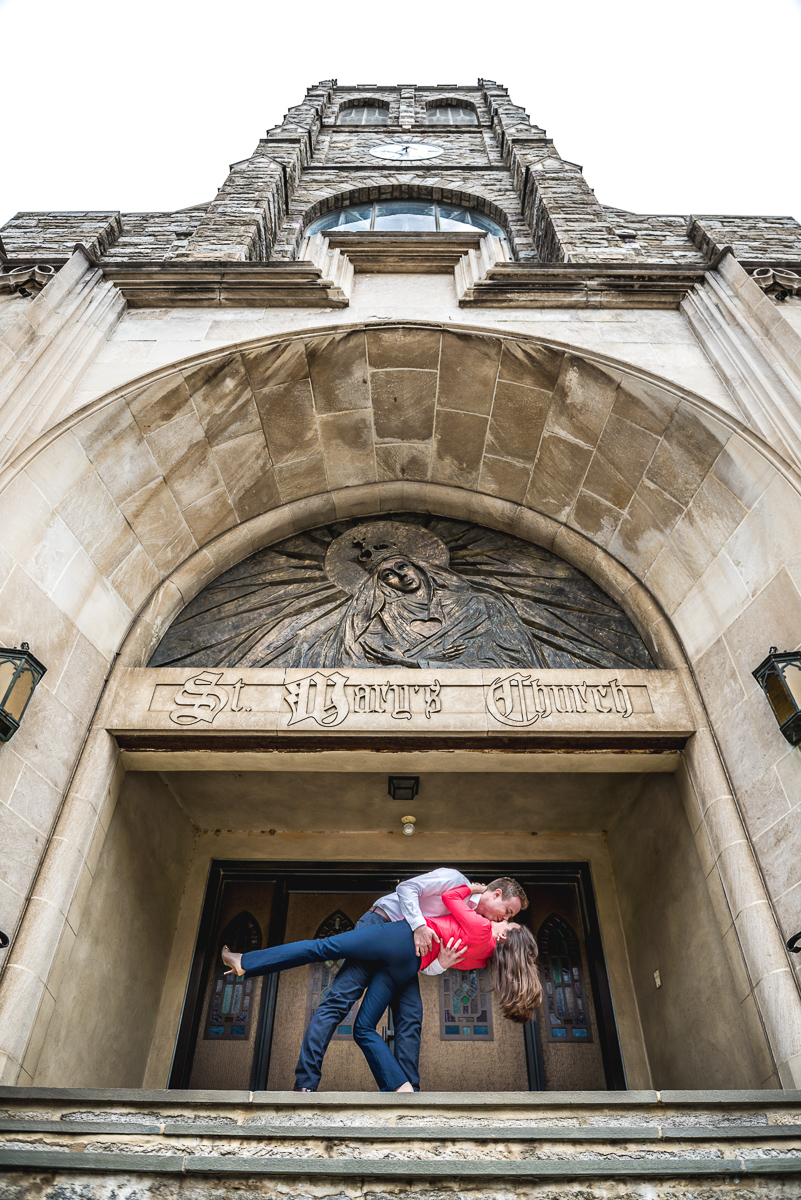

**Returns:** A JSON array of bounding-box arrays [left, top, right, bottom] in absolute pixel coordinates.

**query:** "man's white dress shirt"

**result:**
[[376, 867, 480, 976]]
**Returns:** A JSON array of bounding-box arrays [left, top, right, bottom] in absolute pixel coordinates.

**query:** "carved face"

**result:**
[[377, 558, 424, 594]]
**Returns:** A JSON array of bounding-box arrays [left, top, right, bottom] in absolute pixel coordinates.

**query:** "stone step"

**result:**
[[1, 1088, 800, 1196]]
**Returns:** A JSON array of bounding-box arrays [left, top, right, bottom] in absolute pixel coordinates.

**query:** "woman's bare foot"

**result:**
[[394, 1082, 414, 1093], [222, 945, 244, 977]]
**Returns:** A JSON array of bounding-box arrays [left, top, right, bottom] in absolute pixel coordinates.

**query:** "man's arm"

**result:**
[[395, 868, 470, 956]]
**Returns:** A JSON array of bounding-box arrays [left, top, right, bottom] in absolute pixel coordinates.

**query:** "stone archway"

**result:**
[[1, 321, 800, 1088]]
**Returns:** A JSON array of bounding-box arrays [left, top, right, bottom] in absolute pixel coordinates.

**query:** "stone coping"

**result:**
[[2, 1087, 801, 1106], [2, 1150, 800, 1179], [3, 1119, 801, 1140]]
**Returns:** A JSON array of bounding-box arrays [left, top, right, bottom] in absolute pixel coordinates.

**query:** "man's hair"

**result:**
[[486, 877, 529, 910]]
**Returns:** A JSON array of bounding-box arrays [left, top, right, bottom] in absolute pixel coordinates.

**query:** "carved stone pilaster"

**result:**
[[683, 252, 801, 471], [0, 248, 125, 466]]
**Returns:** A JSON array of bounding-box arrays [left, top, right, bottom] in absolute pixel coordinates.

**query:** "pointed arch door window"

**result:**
[[204, 911, 261, 1040], [538, 913, 593, 1043]]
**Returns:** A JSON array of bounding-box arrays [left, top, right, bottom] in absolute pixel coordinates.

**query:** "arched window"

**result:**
[[307, 199, 507, 241], [537, 914, 593, 1044], [426, 103, 478, 126], [205, 911, 261, 1041], [338, 103, 389, 126]]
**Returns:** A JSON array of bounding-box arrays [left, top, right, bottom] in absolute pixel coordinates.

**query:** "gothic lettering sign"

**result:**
[[486, 674, 635, 727], [149, 514, 655, 673], [136, 666, 669, 734], [284, 671, 349, 727], [169, 671, 251, 726]]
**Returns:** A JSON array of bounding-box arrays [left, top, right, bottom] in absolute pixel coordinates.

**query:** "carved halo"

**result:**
[[324, 521, 450, 595]]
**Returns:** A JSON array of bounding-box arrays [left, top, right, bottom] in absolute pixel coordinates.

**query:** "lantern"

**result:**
[[388, 775, 419, 804], [752, 647, 801, 746], [0, 643, 46, 743]]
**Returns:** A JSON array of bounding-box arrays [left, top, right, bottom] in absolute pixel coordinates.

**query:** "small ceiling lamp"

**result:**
[[388, 775, 419, 804], [753, 647, 801, 745], [401, 815, 417, 837], [0, 643, 46, 744]]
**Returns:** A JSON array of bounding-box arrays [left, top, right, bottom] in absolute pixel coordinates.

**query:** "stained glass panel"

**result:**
[[438, 966, 494, 1041], [538, 914, 594, 1044]]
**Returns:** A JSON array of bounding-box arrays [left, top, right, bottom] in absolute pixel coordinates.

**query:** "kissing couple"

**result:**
[[222, 866, 542, 1092]]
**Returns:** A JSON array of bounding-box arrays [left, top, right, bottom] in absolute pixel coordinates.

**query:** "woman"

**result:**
[[222, 883, 541, 1092]]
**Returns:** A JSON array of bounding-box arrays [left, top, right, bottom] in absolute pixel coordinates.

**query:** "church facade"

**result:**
[[1, 80, 801, 1195]]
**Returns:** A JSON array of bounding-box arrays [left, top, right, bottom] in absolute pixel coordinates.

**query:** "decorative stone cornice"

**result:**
[[100, 242, 352, 307], [455, 240, 707, 307]]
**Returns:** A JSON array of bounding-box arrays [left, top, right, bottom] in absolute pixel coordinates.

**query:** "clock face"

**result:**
[[369, 143, 443, 161]]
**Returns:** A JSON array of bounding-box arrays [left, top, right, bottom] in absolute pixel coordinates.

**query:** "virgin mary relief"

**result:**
[[150, 515, 654, 671]]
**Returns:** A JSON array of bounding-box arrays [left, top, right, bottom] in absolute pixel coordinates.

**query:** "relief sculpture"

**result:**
[[150, 514, 654, 671]]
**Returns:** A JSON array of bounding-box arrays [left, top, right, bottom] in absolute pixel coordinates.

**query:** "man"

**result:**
[[294, 868, 528, 1092]]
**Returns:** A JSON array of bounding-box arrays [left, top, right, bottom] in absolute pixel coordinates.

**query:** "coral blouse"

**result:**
[[417, 885, 496, 972]]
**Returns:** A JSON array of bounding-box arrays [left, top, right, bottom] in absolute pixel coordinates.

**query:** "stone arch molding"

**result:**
[[0, 319, 796, 676], [3, 321, 801, 1088]]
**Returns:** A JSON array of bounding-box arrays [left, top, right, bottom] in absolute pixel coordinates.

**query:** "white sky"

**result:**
[[1, 0, 799, 230]]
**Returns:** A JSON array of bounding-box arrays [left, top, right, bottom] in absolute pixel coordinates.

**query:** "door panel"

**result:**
[[527, 882, 607, 1090], [189, 881, 275, 1090], [267, 892, 386, 1091]]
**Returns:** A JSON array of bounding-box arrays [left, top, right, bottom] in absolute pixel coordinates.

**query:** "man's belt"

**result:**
[[368, 905, 391, 921]]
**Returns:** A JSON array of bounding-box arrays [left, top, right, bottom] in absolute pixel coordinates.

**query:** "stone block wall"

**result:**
[[690, 215, 801, 262], [1, 212, 122, 262]]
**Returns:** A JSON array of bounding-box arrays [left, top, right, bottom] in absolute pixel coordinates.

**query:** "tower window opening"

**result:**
[[426, 104, 479, 126], [307, 199, 507, 242], [338, 104, 389, 126]]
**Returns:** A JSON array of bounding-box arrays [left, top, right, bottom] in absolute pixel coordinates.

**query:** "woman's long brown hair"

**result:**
[[492, 926, 542, 1023]]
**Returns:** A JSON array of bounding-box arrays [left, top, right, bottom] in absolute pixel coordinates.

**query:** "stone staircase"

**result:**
[[1, 1087, 801, 1197]]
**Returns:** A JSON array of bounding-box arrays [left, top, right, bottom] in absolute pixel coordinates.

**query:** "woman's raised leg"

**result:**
[[238, 920, 416, 979]]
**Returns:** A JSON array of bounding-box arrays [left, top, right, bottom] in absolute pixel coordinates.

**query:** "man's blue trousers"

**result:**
[[241, 916, 421, 1092]]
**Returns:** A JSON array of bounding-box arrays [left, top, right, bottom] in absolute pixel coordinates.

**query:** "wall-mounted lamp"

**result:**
[[401, 815, 417, 837], [753, 647, 801, 745], [0, 643, 46, 743], [388, 775, 419, 804]]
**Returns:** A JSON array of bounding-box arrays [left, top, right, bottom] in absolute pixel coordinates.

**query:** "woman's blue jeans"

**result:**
[[241, 921, 420, 1092]]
